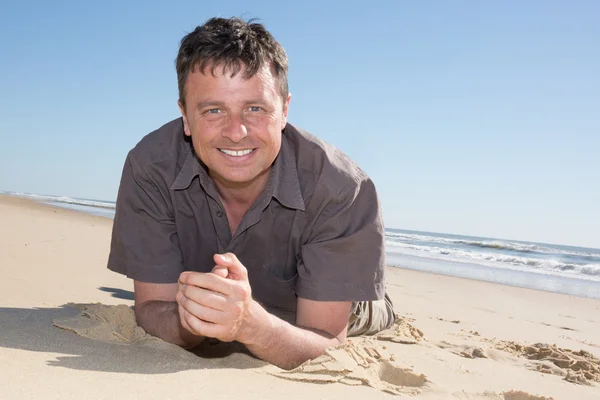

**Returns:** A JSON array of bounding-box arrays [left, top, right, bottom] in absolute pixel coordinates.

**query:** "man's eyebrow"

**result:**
[[195, 100, 225, 110], [245, 98, 268, 104], [194, 99, 269, 110]]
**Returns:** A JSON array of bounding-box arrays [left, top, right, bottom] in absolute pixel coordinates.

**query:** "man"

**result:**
[[108, 17, 395, 370]]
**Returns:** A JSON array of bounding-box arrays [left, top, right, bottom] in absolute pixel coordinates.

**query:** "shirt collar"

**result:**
[[170, 124, 306, 212], [171, 144, 202, 191], [269, 127, 305, 211]]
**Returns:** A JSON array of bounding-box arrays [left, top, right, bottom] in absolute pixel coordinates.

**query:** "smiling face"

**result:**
[[178, 63, 290, 194]]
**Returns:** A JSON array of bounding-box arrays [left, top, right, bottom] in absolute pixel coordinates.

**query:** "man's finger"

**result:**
[[183, 314, 227, 341], [180, 299, 225, 325], [177, 294, 195, 333], [180, 284, 228, 311], [179, 271, 233, 296], [213, 253, 248, 281], [179, 304, 193, 331], [211, 265, 229, 278]]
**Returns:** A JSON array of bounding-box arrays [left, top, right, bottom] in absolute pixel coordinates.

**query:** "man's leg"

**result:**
[[347, 293, 397, 336]]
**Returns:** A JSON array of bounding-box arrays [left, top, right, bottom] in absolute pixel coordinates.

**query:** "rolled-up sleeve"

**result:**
[[296, 177, 386, 302], [107, 151, 184, 283]]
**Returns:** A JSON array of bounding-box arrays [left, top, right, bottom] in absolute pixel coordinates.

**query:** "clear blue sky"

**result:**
[[1, 1, 598, 248]]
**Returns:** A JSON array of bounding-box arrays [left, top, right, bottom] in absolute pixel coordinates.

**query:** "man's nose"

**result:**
[[222, 114, 248, 143]]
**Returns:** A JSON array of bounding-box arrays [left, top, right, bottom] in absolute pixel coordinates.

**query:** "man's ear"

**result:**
[[178, 100, 191, 137], [281, 93, 292, 129]]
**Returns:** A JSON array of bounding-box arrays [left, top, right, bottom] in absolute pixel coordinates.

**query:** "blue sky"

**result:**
[[1, 1, 598, 248]]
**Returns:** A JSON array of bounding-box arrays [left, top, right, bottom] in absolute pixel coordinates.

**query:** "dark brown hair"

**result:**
[[176, 17, 289, 108]]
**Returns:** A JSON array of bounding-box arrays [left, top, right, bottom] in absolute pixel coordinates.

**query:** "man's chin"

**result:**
[[210, 170, 265, 188]]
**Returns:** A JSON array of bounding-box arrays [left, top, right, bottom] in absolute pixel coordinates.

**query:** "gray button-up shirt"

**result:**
[[108, 118, 386, 322]]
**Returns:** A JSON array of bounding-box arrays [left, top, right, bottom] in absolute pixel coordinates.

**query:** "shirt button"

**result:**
[[216, 210, 223, 217]]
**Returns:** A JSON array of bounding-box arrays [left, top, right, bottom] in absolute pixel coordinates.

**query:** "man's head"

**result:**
[[175, 17, 291, 191], [176, 17, 289, 110]]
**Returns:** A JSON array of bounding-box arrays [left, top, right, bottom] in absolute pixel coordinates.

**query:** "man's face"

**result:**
[[178, 64, 290, 189]]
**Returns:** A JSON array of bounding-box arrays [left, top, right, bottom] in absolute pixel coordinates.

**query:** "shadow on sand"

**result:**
[[0, 304, 265, 374], [97, 286, 135, 301]]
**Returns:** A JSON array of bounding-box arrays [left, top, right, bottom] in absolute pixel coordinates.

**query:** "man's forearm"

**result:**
[[244, 305, 344, 370], [135, 300, 204, 348]]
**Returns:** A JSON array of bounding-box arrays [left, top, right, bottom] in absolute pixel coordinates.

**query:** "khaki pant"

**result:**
[[347, 293, 396, 336]]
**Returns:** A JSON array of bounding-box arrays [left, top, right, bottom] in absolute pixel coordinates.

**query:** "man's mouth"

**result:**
[[219, 148, 255, 157]]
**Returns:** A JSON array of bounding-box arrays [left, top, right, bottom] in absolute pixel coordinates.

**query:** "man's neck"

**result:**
[[210, 168, 271, 235], [211, 168, 271, 210]]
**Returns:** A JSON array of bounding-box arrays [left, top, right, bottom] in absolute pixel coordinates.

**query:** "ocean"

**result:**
[[4, 191, 599, 300]]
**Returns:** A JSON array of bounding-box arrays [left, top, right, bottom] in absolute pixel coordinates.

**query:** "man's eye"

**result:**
[[249, 106, 262, 112], [207, 109, 221, 114]]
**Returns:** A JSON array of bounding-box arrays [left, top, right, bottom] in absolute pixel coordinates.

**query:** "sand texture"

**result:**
[[2, 194, 600, 399]]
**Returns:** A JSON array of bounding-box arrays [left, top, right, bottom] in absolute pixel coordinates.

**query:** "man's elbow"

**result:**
[[133, 299, 203, 348]]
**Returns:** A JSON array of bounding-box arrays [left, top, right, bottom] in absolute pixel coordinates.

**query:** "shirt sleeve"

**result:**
[[107, 151, 184, 283], [296, 176, 386, 302]]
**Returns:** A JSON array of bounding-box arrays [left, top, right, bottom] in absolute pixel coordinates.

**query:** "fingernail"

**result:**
[[219, 254, 229, 262]]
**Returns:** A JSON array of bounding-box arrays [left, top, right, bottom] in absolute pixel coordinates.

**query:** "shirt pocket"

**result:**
[[251, 263, 298, 324]]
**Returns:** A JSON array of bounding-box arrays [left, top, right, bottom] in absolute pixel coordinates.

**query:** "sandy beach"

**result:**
[[1, 194, 599, 399]]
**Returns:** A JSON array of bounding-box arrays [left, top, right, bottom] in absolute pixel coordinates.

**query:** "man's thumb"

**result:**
[[211, 266, 229, 278], [213, 253, 247, 280]]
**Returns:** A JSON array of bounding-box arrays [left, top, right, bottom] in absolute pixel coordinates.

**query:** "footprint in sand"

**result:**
[[434, 341, 489, 360], [378, 359, 428, 388], [267, 338, 429, 396], [495, 341, 600, 385], [502, 390, 555, 400], [454, 390, 554, 400], [435, 333, 600, 386]]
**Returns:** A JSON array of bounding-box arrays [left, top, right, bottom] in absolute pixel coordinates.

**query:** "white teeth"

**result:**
[[220, 149, 254, 157]]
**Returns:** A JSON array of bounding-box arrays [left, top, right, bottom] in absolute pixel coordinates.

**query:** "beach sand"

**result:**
[[1, 194, 599, 399]]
